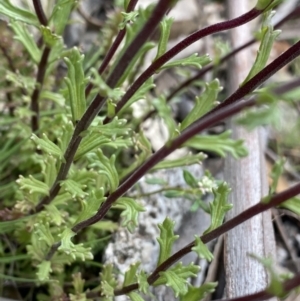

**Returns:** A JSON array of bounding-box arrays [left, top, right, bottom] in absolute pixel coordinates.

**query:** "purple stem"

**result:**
[[85, 0, 139, 97], [167, 5, 300, 101], [33, 0, 173, 213], [105, 4, 268, 123], [115, 181, 300, 295], [32, 0, 47, 26]]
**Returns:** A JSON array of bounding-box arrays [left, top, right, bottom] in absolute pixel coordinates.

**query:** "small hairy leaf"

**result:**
[[180, 79, 222, 130], [40, 25, 61, 47], [156, 217, 179, 266], [119, 11, 139, 30], [63, 47, 87, 124], [155, 263, 200, 297], [155, 17, 174, 60], [152, 96, 177, 139], [42, 156, 57, 188], [100, 264, 117, 297], [49, 0, 75, 35], [61, 179, 87, 199], [34, 222, 55, 247], [242, 10, 281, 85], [204, 183, 232, 234], [74, 189, 106, 225], [17, 175, 49, 196], [123, 262, 140, 286], [160, 53, 211, 70], [279, 197, 300, 215], [113, 197, 145, 233], [44, 204, 67, 226], [59, 228, 93, 261], [192, 236, 214, 261], [37, 261, 52, 282], [180, 282, 218, 301], [184, 130, 248, 159], [137, 270, 150, 294], [31, 133, 64, 161], [152, 153, 206, 171], [10, 21, 41, 63], [89, 149, 119, 193], [0, 0, 38, 26], [183, 169, 198, 188], [128, 292, 145, 301]]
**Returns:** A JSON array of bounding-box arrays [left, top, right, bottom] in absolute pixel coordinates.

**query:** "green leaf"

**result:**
[[58, 228, 93, 261], [72, 273, 85, 294], [100, 264, 117, 297], [37, 261, 52, 282], [119, 11, 139, 30], [155, 17, 174, 60], [63, 47, 87, 124], [255, 0, 282, 10], [123, 262, 140, 286], [180, 79, 222, 130], [31, 133, 64, 161], [0, 0, 39, 26], [89, 149, 119, 193], [34, 222, 55, 247], [152, 153, 206, 171], [250, 254, 290, 298], [17, 175, 49, 196], [58, 121, 74, 153], [40, 25, 61, 47], [61, 179, 87, 199], [160, 53, 211, 70], [184, 130, 248, 159], [44, 204, 67, 226], [156, 217, 179, 266], [237, 102, 281, 130], [0, 217, 28, 234], [192, 236, 214, 261], [279, 197, 300, 215], [152, 96, 177, 139], [75, 135, 110, 160], [90, 68, 124, 101], [204, 183, 232, 234], [49, 0, 75, 35], [42, 156, 57, 188], [183, 170, 198, 188], [155, 263, 200, 297], [118, 78, 155, 116], [137, 270, 150, 294], [128, 292, 145, 301], [270, 157, 285, 195], [0, 254, 29, 263], [10, 20, 41, 63], [113, 197, 145, 233], [74, 189, 106, 225], [180, 282, 218, 301], [242, 11, 281, 85], [5, 70, 36, 91], [117, 41, 156, 86]]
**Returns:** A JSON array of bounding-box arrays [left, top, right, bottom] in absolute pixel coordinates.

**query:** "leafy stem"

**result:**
[[114, 181, 300, 295], [104, 2, 273, 123], [33, 0, 175, 213], [85, 0, 139, 97], [166, 4, 300, 101]]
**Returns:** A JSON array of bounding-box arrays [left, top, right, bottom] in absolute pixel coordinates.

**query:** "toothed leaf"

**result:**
[[156, 217, 179, 265], [31, 133, 64, 161], [180, 79, 222, 130], [113, 197, 145, 233], [128, 292, 145, 301], [180, 282, 218, 301], [0, 0, 39, 26], [155, 17, 173, 60], [123, 262, 140, 286], [160, 53, 211, 70], [40, 25, 61, 47], [192, 236, 213, 261], [61, 179, 87, 199], [184, 130, 248, 159], [204, 183, 232, 234], [63, 47, 87, 124], [17, 175, 49, 196]]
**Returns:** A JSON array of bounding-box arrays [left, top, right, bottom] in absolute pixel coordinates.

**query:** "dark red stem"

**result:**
[[32, 0, 47, 26]]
